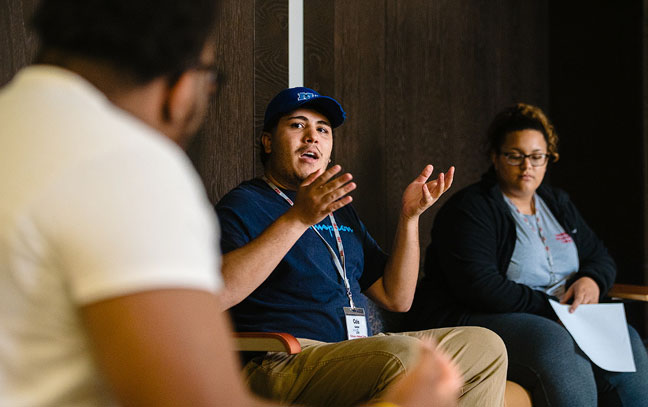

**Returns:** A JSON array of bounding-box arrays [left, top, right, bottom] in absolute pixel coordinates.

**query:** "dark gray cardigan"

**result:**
[[408, 168, 616, 330]]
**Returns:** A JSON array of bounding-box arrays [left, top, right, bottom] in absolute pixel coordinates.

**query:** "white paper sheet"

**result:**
[[549, 299, 636, 372]]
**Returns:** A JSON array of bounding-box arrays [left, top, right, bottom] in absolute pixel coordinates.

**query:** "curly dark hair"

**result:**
[[486, 103, 560, 162], [32, 0, 220, 83]]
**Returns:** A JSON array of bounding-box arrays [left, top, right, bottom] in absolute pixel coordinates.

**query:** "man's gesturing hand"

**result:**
[[288, 165, 356, 227], [401, 165, 455, 219]]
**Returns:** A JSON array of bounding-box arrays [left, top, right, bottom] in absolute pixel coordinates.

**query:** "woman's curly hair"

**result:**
[[486, 103, 560, 163]]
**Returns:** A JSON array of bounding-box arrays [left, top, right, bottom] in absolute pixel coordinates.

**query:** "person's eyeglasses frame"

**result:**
[[193, 63, 219, 82], [168, 63, 221, 89], [500, 152, 550, 167], [192, 63, 221, 94]]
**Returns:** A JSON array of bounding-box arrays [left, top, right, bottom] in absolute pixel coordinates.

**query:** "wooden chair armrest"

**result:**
[[233, 332, 302, 354], [505, 380, 532, 407], [608, 284, 648, 302]]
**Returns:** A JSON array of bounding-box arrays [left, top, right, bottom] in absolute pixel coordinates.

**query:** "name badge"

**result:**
[[343, 307, 368, 340]]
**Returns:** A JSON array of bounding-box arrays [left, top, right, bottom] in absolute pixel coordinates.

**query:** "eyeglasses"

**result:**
[[193, 63, 221, 94], [501, 152, 549, 167]]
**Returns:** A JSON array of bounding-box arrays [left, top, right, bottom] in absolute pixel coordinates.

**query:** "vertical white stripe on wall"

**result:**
[[288, 0, 304, 87]]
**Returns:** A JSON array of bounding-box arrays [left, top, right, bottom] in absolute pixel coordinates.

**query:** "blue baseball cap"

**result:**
[[263, 87, 346, 130]]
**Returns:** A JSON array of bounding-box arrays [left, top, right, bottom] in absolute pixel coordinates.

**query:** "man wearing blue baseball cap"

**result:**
[[215, 87, 508, 407]]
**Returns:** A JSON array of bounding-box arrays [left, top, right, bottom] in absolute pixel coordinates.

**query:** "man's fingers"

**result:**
[[326, 195, 353, 213], [323, 181, 356, 204], [300, 168, 324, 187], [309, 164, 342, 187], [426, 173, 445, 199], [434, 173, 445, 198], [318, 172, 354, 195], [421, 183, 433, 205], [303, 165, 353, 197], [415, 164, 434, 183], [444, 167, 455, 191], [293, 165, 356, 225]]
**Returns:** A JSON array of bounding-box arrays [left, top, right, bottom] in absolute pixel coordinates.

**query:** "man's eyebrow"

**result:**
[[286, 116, 331, 127]]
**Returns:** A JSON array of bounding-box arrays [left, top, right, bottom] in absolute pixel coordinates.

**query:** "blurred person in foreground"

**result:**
[[0, 1, 461, 406], [408, 103, 648, 407]]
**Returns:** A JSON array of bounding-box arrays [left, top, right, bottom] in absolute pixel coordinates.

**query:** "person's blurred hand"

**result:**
[[380, 338, 462, 407]]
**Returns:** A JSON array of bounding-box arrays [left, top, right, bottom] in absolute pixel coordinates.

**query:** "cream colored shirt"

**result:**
[[0, 66, 221, 406]]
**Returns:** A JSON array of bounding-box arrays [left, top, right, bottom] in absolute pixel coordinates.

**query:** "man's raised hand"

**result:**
[[288, 165, 356, 227], [401, 165, 455, 219]]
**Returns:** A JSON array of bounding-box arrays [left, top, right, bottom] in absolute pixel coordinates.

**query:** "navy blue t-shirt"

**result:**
[[216, 178, 387, 342]]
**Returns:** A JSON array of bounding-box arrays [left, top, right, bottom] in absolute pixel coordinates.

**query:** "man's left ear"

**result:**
[[163, 73, 195, 124], [261, 131, 272, 154]]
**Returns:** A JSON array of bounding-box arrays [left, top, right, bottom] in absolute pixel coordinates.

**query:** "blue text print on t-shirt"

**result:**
[[313, 223, 354, 237]]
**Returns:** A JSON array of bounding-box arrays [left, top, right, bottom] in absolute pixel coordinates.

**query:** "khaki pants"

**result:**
[[243, 326, 507, 407]]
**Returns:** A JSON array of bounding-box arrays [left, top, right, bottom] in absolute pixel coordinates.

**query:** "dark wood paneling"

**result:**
[[4, 0, 645, 335], [253, 0, 289, 177], [307, 0, 549, 254], [332, 0, 389, 246], [385, 0, 548, 258], [331, 0, 388, 247], [549, 0, 645, 334], [0, 0, 39, 86], [305, 1, 389, 246], [303, 0, 334, 94], [644, 0, 648, 339], [549, 1, 643, 282], [187, 0, 256, 204], [644, 0, 648, 288]]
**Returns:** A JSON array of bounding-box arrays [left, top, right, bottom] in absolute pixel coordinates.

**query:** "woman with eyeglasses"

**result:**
[[407, 103, 648, 407]]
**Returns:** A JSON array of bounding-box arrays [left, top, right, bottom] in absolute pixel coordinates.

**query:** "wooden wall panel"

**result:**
[[644, 0, 648, 288], [643, 0, 648, 338], [187, 0, 256, 204], [190, 0, 289, 195], [253, 0, 289, 177], [551, 1, 645, 283], [386, 0, 549, 255], [303, 0, 334, 94], [304, 0, 549, 253], [332, 1, 389, 245], [548, 1, 643, 282], [331, 1, 388, 247], [548, 0, 645, 334], [0, 0, 38, 86], [3, 0, 646, 334], [305, 1, 389, 245]]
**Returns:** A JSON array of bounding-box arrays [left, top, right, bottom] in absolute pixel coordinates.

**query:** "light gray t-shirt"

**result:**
[[505, 193, 579, 297]]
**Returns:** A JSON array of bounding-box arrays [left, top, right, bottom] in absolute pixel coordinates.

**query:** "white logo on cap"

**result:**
[[297, 92, 316, 101]]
